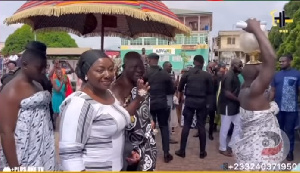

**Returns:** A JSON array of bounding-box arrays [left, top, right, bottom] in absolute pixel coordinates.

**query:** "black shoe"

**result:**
[[200, 151, 207, 159], [209, 134, 214, 140], [164, 153, 173, 163], [193, 132, 199, 137], [287, 152, 294, 161], [169, 138, 178, 144], [175, 150, 186, 158]]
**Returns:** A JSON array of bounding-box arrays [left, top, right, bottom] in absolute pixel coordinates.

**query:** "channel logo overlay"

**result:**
[[270, 10, 293, 33]]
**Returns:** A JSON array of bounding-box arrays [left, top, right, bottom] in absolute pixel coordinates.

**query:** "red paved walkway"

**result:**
[[54, 126, 300, 171], [155, 127, 300, 171]]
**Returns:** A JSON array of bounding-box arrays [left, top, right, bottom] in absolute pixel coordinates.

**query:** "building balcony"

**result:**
[[121, 32, 209, 46]]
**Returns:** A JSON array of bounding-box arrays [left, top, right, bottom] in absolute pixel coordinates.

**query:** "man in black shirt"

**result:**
[[145, 53, 175, 163], [218, 58, 243, 157], [193, 61, 220, 140], [175, 55, 213, 159], [0, 61, 19, 91]]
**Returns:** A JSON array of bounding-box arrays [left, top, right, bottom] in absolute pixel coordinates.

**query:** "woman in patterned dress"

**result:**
[[0, 41, 56, 171], [111, 52, 157, 171]]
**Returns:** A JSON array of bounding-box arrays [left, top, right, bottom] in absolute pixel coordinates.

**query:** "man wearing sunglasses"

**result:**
[[218, 58, 243, 157]]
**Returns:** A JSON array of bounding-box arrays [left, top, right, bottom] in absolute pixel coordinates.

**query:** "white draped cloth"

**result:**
[[232, 101, 286, 171]]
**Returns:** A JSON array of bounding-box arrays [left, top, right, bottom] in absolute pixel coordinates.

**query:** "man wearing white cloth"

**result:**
[[232, 18, 285, 170]]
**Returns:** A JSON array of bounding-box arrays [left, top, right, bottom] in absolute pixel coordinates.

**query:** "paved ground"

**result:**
[[55, 125, 300, 171], [155, 127, 300, 171]]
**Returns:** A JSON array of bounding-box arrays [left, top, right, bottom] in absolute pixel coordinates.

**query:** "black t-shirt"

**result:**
[[178, 67, 214, 109], [145, 65, 175, 110], [218, 70, 240, 115]]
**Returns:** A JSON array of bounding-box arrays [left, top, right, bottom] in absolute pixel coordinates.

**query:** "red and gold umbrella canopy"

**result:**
[[4, 1, 191, 40]]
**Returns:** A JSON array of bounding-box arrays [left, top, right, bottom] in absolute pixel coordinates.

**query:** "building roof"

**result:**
[[170, 8, 212, 15], [19, 47, 91, 56], [218, 30, 243, 36], [218, 30, 269, 37], [216, 48, 243, 52]]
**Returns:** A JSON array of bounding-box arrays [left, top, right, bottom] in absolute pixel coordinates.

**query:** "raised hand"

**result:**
[[126, 151, 140, 165], [136, 79, 150, 98], [244, 18, 261, 34]]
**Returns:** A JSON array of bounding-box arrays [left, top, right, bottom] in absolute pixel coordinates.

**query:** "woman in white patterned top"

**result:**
[[59, 50, 131, 171]]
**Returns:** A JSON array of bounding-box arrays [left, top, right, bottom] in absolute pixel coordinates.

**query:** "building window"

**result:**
[[130, 38, 143, 45], [188, 21, 198, 31], [175, 34, 184, 44], [199, 33, 208, 44], [144, 38, 157, 45], [184, 34, 198, 45], [227, 37, 235, 45], [159, 55, 170, 62], [157, 38, 168, 45], [121, 39, 129, 45], [172, 55, 182, 62]]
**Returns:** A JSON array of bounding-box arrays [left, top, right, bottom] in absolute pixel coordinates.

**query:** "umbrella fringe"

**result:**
[[34, 26, 176, 41], [146, 12, 191, 37], [4, 4, 191, 36]]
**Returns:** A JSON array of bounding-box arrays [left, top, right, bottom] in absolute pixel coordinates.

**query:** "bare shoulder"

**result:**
[[1, 79, 37, 105]]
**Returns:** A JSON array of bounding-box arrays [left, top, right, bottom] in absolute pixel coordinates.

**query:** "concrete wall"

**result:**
[[120, 45, 209, 72], [220, 35, 241, 50]]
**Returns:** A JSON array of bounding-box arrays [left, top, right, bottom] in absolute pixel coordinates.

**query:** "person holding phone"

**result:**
[[48, 59, 74, 80], [51, 68, 67, 129]]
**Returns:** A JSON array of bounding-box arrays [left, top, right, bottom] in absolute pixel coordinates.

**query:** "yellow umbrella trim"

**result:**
[[4, 3, 191, 37]]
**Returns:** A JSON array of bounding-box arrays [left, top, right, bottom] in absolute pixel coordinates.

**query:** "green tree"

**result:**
[[269, 1, 300, 51], [284, 1, 300, 17], [268, 26, 284, 51], [2, 24, 78, 55], [269, 1, 300, 70], [181, 51, 190, 68]]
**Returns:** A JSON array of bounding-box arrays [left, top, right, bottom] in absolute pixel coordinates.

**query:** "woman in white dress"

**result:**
[[59, 50, 141, 171], [0, 41, 56, 171]]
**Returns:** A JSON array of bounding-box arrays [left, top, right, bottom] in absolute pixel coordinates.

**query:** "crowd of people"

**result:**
[[0, 19, 299, 171]]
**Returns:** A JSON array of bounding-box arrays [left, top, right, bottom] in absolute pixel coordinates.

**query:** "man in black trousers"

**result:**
[[175, 55, 213, 159], [145, 53, 175, 163]]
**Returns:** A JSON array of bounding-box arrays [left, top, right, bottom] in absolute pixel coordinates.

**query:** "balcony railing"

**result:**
[[121, 32, 209, 46]]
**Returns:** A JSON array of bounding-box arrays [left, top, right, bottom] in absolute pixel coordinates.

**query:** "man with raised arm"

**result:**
[[232, 19, 285, 170]]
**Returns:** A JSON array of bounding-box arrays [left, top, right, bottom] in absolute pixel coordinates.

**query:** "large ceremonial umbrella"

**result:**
[[4, 1, 191, 50]]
